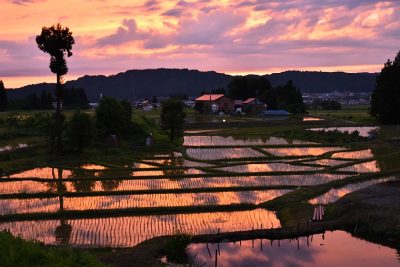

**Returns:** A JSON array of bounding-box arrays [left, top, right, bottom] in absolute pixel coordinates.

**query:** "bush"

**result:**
[[165, 231, 192, 264]]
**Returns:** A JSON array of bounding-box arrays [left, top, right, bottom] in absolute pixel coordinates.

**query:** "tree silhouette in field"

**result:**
[[0, 80, 7, 112], [275, 80, 305, 113], [370, 50, 400, 124], [36, 24, 75, 152], [160, 98, 186, 142]]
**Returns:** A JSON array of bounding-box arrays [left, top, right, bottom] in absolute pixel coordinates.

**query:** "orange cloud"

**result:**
[[0, 0, 399, 87]]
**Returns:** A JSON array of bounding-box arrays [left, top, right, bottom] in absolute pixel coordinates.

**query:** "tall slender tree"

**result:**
[[36, 24, 75, 152], [0, 80, 7, 112]]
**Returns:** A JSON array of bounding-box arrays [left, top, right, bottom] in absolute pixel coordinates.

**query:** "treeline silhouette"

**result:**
[[7, 88, 89, 110], [6, 69, 377, 102]]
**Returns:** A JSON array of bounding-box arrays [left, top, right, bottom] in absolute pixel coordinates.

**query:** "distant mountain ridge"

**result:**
[[267, 71, 377, 93], [6, 69, 377, 102]]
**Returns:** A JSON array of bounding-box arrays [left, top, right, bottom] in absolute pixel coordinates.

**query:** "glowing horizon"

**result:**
[[0, 0, 399, 88]]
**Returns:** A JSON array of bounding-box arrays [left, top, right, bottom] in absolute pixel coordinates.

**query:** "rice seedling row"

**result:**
[[262, 147, 346, 157], [186, 148, 266, 161], [183, 136, 316, 146], [0, 173, 350, 196], [308, 177, 396, 204], [0, 209, 280, 247], [215, 163, 324, 173], [331, 149, 375, 160], [0, 190, 291, 215]]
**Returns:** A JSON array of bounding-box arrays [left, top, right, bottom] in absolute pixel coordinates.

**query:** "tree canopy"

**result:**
[[66, 110, 94, 153], [275, 80, 306, 113], [227, 76, 305, 113], [228, 75, 273, 104], [0, 80, 7, 112], [370, 50, 400, 124], [36, 23, 75, 77], [95, 97, 133, 137], [160, 98, 186, 142]]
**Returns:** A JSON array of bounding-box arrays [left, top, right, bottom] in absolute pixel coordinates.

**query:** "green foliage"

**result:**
[[7, 91, 53, 110], [165, 231, 192, 264], [95, 97, 133, 138], [0, 231, 106, 267], [275, 80, 306, 113], [0, 80, 7, 112], [370, 50, 400, 124], [160, 98, 186, 142], [66, 110, 94, 152]]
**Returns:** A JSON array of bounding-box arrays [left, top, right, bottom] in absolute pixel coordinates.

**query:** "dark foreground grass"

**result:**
[[0, 231, 107, 267]]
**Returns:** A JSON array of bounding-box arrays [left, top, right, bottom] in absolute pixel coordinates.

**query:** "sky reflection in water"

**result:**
[[189, 231, 400, 267]]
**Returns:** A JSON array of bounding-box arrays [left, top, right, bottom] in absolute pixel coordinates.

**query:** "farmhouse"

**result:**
[[195, 94, 234, 114], [242, 98, 266, 113]]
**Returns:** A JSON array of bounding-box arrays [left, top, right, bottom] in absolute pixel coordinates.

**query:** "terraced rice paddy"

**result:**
[[0, 209, 280, 247], [309, 177, 396, 204], [303, 117, 323, 121], [0, 190, 290, 215], [338, 160, 380, 173], [308, 126, 379, 137], [184, 136, 314, 146], [0, 173, 349, 195], [263, 147, 345, 157], [331, 149, 374, 159], [0, 133, 384, 247], [186, 148, 266, 160], [216, 163, 323, 173]]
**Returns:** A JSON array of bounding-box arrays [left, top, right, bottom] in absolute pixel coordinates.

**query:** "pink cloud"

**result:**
[[1, 0, 400, 87]]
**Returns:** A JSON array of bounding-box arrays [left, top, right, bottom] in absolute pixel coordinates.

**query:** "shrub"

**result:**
[[165, 231, 192, 264]]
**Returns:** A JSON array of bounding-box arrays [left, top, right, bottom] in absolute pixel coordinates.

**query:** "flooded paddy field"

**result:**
[[308, 126, 379, 137], [0, 209, 279, 247], [0, 133, 395, 250], [188, 231, 400, 267]]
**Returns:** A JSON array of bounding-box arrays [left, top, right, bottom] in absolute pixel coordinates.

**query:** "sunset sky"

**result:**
[[1, 0, 399, 88]]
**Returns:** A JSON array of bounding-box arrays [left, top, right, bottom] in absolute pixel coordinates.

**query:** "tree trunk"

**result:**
[[55, 73, 63, 153]]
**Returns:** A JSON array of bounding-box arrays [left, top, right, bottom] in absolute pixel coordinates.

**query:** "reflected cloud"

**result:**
[[189, 231, 400, 267]]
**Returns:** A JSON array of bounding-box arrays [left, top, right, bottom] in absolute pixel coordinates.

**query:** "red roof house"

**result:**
[[195, 94, 234, 114]]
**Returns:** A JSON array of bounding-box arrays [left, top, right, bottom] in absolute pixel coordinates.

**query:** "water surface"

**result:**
[[309, 127, 379, 138], [189, 231, 400, 267], [0, 209, 280, 247]]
